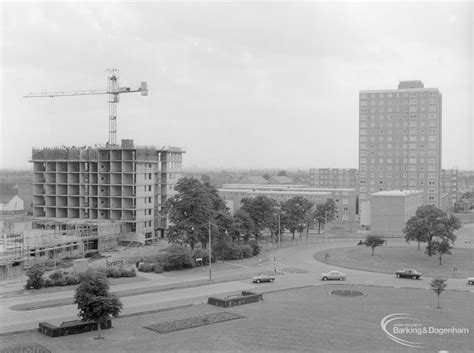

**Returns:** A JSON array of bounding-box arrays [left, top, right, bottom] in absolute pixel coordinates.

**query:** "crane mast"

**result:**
[[24, 69, 148, 146]]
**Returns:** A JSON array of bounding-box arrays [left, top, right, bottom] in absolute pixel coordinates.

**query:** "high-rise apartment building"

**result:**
[[309, 168, 358, 188], [31, 139, 184, 243], [358, 81, 442, 207]]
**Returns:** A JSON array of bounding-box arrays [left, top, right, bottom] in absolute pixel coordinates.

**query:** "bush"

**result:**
[[192, 249, 209, 265], [153, 263, 163, 273], [55, 278, 67, 286], [240, 245, 253, 258], [138, 263, 155, 272], [106, 268, 122, 278], [65, 275, 80, 285], [49, 270, 64, 281], [25, 267, 45, 290], [43, 278, 55, 287], [119, 268, 136, 277], [249, 241, 261, 256]]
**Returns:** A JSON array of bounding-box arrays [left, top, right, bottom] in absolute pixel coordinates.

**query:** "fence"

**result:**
[[258, 233, 365, 252]]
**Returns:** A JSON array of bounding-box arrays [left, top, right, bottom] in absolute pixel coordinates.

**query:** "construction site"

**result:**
[[0, 70, 185, 280], [0, 215, 120, 279]]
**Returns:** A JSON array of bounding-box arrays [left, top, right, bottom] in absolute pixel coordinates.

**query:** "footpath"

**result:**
[[0, 249, 287, 335]]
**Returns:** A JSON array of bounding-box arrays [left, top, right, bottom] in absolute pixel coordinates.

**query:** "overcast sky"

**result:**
[[1, 1, 473, 170]]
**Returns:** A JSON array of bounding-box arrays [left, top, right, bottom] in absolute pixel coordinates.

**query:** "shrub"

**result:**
[[249, 241, 261, 256], [165, 252, 194, 270], [55, 278, 67, 286], [138, 263, 155, 272], [43, 278, 55, 287], [153, 263, 163, 273], [119, 268, 136, 277], [25, 267, 45, 290], [65, 275, 80, 285], [192, 249, 209, 265], [49, 270, 64, 281], [155, 254, 172, 271], [240, 245, 253, 258], [106, 268, 122, 278]]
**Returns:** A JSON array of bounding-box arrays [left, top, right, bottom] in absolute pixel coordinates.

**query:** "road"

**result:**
[[0, 238, 472, 335]]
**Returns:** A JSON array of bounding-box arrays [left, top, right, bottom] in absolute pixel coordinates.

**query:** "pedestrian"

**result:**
[[453, 264, 457, 277], [325, 252, 330, 262]]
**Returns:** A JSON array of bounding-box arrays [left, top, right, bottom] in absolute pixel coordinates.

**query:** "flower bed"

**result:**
[[144, 312, 244, 333]]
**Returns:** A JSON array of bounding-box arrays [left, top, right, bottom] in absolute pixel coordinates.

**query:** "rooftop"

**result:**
[[371, 190, 423, 197]]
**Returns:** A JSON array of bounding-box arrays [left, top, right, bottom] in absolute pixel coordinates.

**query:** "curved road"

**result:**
[[0, 237, 472, 334]]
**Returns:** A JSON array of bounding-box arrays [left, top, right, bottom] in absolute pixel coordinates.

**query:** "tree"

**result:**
[[231, 209, 254, 243], [74, 270, 122, 339], [364, 235, 385, 255], [277, 170, 287, 176], [427, 240, 453, 265], [281, 197, 313, 240], [312, 199, 337, 234], [429, 277, 447, 309], [240, 195, 277, 242], [164, 178, 231, 249], [25, 267, 45, 289], [403, 205, 461, 256]]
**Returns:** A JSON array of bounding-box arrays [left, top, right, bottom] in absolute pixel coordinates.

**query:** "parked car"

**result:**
[[321, 270, 346, 281], [252, 274, 275, 283], [467, 277, 474, 285], [395, 269, 422, 279]]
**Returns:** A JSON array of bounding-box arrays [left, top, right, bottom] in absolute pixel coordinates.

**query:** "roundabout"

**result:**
[[313, 244, 474, 278]]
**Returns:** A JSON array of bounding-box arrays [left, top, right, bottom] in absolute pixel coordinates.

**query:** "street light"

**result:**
[[208, 220, 212, 281]]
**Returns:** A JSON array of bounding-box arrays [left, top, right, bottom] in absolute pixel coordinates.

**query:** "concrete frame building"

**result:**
[[219, 184, 357, 223], [309, 168, 358, 189], [359, 81, 442, 207], [31, 139, 184, 244], [370, 190, 423, 237]]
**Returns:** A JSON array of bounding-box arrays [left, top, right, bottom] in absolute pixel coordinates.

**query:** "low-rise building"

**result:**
[[309, 168, 358, 188], [219, 184, 357, 223], [370, 190, 423, 237]]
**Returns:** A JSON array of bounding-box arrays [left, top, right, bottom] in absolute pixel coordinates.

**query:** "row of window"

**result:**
[[360, 129, 437, 136], [360, 165, 438, 172], [359, 171, 438, 178], [360, 106, 437, 114], [360, 91, 438, 99], [360, 113, 438, 121], [360, 157, 437, 164], [360, 98, 437, 107]]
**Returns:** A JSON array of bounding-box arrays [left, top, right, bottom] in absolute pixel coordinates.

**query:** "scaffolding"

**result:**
[[0, 217, 121, 279]]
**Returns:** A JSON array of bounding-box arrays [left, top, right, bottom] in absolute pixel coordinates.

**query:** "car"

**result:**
[[252, 274, 275, 283], [395, 269, 422, 279], [467, 277, 474, 285], [321, 270, 346, 281]]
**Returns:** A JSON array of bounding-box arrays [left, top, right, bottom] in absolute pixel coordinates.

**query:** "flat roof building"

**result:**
[[219, 184, 357, 223], [30, 139, 184, 244], [359, 81, 442, 207], [370, 190, 423, 237]]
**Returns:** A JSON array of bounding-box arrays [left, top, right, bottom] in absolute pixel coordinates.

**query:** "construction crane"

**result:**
[[24, 69, 148, 146]]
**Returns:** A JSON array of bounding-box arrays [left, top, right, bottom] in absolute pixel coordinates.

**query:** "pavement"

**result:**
[[1, 234, 473, 336]]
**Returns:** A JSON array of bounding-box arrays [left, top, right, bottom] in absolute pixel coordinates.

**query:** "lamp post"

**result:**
[[278, 212, 281, 247], [208, 219, 212, 281]]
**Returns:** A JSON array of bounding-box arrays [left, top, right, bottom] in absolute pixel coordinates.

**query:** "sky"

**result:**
[[1, 1, 473, 171]]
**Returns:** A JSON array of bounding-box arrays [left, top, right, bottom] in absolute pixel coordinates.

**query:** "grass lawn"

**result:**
[[314, 245, 474, 278], [1, 285, 472, 352]]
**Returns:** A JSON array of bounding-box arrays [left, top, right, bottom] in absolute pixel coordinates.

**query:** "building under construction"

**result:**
[[0, 216, 121, 279], [31, 139, 184, 244]]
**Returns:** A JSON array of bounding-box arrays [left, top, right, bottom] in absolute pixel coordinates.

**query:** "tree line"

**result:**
[[163, 177, 338, 250]]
